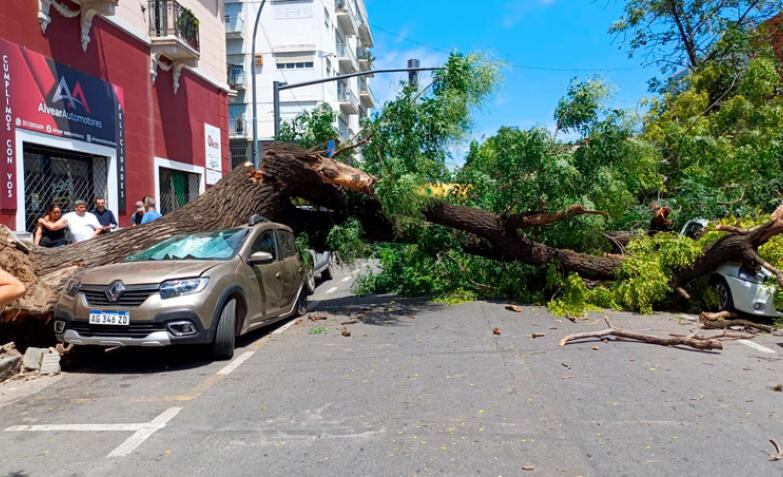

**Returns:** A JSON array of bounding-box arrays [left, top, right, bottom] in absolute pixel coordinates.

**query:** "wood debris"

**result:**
[[505, 305, 522, 313], [559, 318, 723, 351]]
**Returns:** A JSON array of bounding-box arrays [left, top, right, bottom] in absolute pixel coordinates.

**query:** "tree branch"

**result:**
[[503, 204, 608, 230]]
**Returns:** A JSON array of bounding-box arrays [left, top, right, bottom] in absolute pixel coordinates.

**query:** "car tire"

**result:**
[[211, 298, 236, 361], [294, 292, 308, 317], [321, 254, 334, 281], [715, 278, 734, 311], [305, 270, 316, 295]]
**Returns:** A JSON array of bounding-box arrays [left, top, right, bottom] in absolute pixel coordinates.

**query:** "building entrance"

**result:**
[[23, 144, 108, 233]]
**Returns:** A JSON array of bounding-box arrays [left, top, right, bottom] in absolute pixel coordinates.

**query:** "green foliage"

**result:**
[[308, 326, 327, 335], [276, 103, 339, 151], [295, 233, 313, 268], [327, 219, 370, 266], [554, 78, 612, 136]]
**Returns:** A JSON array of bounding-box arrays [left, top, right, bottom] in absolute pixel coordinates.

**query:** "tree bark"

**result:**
[[1, 143, 626, 331]]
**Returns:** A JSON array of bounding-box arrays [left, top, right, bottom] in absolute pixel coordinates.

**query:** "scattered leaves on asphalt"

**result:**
[[493, 327, 502, 335], [772, 384, 783, 392], [308, 314, 327, 321], [341, 320, 358, 325], [561, 361, 570, 368], [505, 305, 522, 313], [341, 327, 351, 337], [531, 333, 546, 339], [769, 439, 783, 461], [309, 326, 327, 335], [592, 345, 600, 351], [522, 464, 535, 471]]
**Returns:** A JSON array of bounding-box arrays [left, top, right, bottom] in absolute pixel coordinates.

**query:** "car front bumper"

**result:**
[[54, 308, 213, 348]]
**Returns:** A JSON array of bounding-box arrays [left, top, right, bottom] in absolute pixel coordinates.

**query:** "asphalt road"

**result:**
[[2, 263, 783, 476]]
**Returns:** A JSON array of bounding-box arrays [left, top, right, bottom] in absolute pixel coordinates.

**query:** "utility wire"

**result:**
[[370, 22, 643, 73]]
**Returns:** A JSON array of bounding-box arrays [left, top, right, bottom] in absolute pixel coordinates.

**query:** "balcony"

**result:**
[[336, 40, 357, 73], [228, 64, 245, 90], [358, 22, 373, 47], [358, 78, 374, 108], [70, 0, 118, 16], [356, 46, 372, 71], [225, 13, 245, 39], [337, 81, 359, 114], [334, 0, 357, 36], [229, 113, 247, 137], [148, 0, 200, 63]]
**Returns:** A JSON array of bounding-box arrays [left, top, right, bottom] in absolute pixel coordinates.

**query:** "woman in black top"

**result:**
[[34, 204, 68, 248]]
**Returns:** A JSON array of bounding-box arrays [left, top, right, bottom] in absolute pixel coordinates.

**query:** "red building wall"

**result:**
[[0, 0, 229, 227]]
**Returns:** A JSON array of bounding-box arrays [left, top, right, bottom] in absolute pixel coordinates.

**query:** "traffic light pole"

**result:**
[[272, 66, 442, 139]]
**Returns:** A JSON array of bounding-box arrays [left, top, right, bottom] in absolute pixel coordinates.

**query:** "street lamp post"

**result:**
[[250, 0, 268, 169], [273, 65, 442, 138]]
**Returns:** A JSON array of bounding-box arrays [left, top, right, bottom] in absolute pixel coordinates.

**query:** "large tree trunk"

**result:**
[[7, 143, 768, 344]]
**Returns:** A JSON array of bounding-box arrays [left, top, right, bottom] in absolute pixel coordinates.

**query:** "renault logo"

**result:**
[[105, 280, 126, 303]]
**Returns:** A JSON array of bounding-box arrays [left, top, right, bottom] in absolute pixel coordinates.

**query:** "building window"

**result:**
[[323, 7, 330, 29], [276, 61, 314, 69], [23, 145, 108, 233], [158, 167, 200, 215]]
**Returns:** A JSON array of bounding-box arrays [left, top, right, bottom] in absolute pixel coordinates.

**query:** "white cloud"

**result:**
[[501, 0, 556, 29]]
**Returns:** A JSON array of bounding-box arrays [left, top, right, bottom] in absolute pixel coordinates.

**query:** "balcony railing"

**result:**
[[225, 13, 245, 37], [356, 46, 371, 70], [336, 40, 357, 72], [148, 0, 200, 53], [337, 81, 359, 114], [228, 64, 245, 89], [229, 113, 246, 136], [334, 0, 357, 36]]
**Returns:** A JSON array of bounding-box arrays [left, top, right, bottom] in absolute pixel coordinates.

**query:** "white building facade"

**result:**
[[224, 0, 375, 166]]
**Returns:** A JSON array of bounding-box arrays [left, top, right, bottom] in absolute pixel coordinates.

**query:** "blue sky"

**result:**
[[364, 0, 659, 163]]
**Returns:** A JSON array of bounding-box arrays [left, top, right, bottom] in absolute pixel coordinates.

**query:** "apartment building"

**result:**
[[224, 0, 375, 166], [0, 0, 230, 232]]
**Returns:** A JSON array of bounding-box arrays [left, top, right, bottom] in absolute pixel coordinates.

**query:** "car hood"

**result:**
[[79, 260, 227, 286]]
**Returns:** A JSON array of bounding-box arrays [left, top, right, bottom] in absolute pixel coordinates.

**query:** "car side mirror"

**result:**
[[248, 251, 274, 265]]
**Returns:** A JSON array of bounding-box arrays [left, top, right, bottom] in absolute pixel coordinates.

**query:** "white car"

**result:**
[[681, 220, 782, 318]]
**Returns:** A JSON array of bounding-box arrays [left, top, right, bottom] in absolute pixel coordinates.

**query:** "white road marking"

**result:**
[[738, 339, 777, 354], [326, 286, 339, 294], [341, 276, 352, 283], [216, 351, 255, 376], [107, 407, 183, 457], [6, 406, 183, 458], [272, 318, 300, 335]]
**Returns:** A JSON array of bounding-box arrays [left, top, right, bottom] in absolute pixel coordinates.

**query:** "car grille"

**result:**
[[69, 321, 166, 338], [80, 284, 159, 308]]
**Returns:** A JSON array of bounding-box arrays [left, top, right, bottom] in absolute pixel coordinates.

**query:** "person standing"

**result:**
[[140, 197, 162, 225], [131, 200, 145, 226], [34, 203, 68, 248], [91, 197, 118, 230], [63, 200, 105, 243]]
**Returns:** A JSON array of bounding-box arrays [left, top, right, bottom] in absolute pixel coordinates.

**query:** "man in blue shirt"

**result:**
[[141, 197, 162, 225], [91, 197, 117, 230]]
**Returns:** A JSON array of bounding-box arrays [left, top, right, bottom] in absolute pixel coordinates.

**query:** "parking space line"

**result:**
[[107, 407, 182, 457], [272, 318, 300, 335], [326, 286, 339, 294], [6, 407, 183, 458], [216, 351, 255, 376], [738, 339, 777, 354]]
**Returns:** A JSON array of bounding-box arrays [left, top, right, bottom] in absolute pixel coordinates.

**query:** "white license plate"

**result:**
[[88, 310, 130, 326]]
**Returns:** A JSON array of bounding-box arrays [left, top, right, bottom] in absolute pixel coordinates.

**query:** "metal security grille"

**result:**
[[159, 167, 200, 215], [230, 141, 248, 168], [23, 145, 108, 233]]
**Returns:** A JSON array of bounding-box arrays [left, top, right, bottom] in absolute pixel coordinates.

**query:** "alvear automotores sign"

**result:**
[[0, 38, 126, 211]]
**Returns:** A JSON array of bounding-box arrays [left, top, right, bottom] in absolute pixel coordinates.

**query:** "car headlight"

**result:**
[[64, 279, 81, 297], [160, 278, 209, 299]]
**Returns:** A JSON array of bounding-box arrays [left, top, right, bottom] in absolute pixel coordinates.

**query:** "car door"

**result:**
[[276, 229, 303, 312], [244, 229, 284, 322]]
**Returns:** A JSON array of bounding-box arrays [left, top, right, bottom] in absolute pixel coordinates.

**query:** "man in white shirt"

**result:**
[[63, 200, 107, 243]]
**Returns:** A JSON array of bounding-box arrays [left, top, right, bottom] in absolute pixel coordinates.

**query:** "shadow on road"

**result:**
[[312, 293, 446, 326], [61, 317, 295, 375]]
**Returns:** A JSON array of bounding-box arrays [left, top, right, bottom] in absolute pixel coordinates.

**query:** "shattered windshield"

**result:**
[[125, 229, 249, 262]]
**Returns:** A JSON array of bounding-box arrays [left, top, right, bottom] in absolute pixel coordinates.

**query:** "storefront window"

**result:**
[[23, 145, 108, 232], [159, 166, 200, 215]]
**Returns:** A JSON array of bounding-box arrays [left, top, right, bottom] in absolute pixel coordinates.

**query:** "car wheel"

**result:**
[[211, 298, 236, 360], [715, 278, 734, 311], [305, 270, 316, 295], [294, 292, 308, 317], [321, 254, 334, 281]]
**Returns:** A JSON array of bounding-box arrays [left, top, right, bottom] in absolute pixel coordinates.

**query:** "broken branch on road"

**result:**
[[559, 318, 723, 351]]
